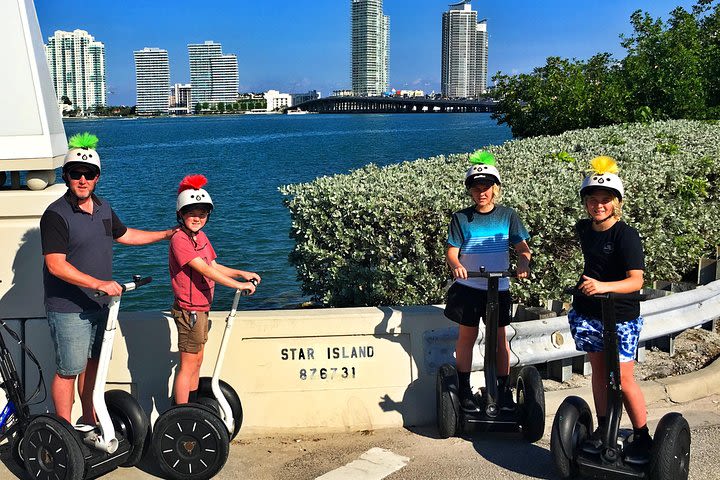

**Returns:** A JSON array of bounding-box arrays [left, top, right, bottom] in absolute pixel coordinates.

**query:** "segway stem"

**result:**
[[600, 297, 623, 456], [484, 276, 500, 416], [467, 270, 513, 417], [211, 281, 255, 433], [92, 276, 152, 453]]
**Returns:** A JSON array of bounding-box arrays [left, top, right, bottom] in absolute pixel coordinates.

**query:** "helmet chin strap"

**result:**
[[593, 213, 614, 225]]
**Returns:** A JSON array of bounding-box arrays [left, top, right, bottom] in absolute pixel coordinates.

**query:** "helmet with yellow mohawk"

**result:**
[[465, 150, 501, 188], [580, 156, 624, 200]]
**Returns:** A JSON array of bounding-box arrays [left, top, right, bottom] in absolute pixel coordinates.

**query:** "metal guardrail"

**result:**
[[423, 279, 720, 375]]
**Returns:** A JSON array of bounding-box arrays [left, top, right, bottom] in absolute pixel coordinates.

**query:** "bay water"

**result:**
[[63, 113, 511, 311]]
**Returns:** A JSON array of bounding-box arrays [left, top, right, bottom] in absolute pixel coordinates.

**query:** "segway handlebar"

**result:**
[[563, 288, 647, 302], [95, 275, 153, 297], [240, 278, 259, 296], [467, 268, 516, 279]]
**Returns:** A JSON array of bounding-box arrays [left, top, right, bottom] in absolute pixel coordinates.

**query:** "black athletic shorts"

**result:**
[[444, 282, 513, 328]]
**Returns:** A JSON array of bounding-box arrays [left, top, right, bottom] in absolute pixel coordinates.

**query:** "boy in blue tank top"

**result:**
[[444, 151, 531, 412]]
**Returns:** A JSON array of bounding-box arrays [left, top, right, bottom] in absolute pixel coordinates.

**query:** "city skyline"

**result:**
[[36, 0, 699, 105]]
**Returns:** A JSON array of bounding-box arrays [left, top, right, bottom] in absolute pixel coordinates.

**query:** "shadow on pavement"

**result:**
[[472, 434, 555, 479]]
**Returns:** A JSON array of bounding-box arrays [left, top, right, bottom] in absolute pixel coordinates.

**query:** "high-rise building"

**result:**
[[441, 1, 488, 98], [44, 29, 106, 113], [134, 48, 170, 116], [351, 0, 389, 96], [188, 41, 238, 106], [210, 55, 239, 103], [170, 83, 192, 114]]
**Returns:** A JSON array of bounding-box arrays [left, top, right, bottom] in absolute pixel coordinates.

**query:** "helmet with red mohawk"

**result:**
[[176, 174, 214, 220]]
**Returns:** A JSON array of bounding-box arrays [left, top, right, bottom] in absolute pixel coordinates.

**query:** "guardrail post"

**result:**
[[636, 341, 646, 363], [650, 333, 676, 357], [572, 354, 592, 376], [515, 305, 556, 322], [545, 299, 568, 315], [653, 280, 697, 293], [548, 357, 573, 382]]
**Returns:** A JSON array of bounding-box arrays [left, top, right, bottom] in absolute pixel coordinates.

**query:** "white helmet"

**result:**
[[465, 150, 501, 187], [63, 132, 101, 172], [176, 174, 214, 213], [580, 156, 624, 201]]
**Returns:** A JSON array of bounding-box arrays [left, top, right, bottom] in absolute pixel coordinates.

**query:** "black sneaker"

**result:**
[[499, 388, 516, 412], [624, 432, 653, 465], [582, 426, 604, 454], [460, 389, 480, 412]]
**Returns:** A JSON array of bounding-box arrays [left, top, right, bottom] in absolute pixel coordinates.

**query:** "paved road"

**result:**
[[2, 393, 718, 480]]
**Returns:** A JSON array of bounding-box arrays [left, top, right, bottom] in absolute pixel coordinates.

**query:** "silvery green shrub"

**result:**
[[281, 120, 720, 307]]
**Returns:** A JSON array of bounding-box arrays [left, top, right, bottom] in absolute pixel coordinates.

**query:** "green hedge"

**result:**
[[281, 120, 720, 307]]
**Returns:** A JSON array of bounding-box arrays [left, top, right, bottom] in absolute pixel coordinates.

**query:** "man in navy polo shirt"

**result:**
[[40, 133, 176, 425]]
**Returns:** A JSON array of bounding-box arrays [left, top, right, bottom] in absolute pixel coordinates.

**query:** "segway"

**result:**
[[150, 280, 256, 480], [0, 276, 152, 480], [436, 268, 545, 442], [550, 289, 691, 479]]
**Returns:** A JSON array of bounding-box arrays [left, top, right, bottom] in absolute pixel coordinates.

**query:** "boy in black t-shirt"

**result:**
[[568, 156, 651, 464]]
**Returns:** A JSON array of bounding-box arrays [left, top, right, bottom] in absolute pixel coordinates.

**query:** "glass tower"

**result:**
[[351, 0, 389, 96], [441, 1, 488, 98], [188, 41, 238, 106], [45, 29, 106, 113], [134, 48, 170, 115]]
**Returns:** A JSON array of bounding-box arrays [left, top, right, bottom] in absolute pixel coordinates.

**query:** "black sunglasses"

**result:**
[[68, 169, 98, 181]]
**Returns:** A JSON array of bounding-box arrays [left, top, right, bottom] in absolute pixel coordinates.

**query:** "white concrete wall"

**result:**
[[6, 305, 456, 436]]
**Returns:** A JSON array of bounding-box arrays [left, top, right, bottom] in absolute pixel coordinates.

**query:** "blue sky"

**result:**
[[35, 0, 698, 105]]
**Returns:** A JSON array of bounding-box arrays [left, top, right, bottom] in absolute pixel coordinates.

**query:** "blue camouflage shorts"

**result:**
[[568, 309, 644, 363]]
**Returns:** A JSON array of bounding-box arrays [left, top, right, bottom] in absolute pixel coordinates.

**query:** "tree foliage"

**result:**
[[492, 1, 720, 137]]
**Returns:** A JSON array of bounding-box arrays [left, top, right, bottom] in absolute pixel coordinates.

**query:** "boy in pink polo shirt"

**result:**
[[169, 174, 260, 404]]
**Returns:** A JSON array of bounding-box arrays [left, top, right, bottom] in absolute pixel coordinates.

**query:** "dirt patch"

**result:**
[[636, 325, 720, 380], [541, 322, 720, 391]]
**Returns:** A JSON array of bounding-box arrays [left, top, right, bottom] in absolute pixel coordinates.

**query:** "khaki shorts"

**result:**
[[171, 303, 210, 353]]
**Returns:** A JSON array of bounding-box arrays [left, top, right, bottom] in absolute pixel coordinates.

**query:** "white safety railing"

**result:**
[[423, 279, 720, 374]]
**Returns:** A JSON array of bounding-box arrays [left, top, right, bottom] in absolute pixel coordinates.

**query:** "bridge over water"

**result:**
[[291, 96, 498, 114]]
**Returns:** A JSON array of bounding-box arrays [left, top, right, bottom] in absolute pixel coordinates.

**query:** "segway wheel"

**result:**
[[106, 389, 150, 467], [10, 430, 25, 469], [152, 405, 230, 480], [436, 364, 459, 439], [550, 396, 593, 479], [649, 412, 691, 480], [517, 365, 546, 443], [197, 376, 243, 440], [22, 415, 84, 480]]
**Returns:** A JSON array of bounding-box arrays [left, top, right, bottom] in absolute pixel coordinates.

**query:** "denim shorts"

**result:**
[[46, 309, 108, 376], [568, 309, 644, 363]]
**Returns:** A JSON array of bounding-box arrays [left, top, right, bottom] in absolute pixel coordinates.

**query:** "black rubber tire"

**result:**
[[197, 377, 243, 440], [436, 364, 459, 439], [550, 396, 593, 479], [152, 405, 230, 480], [517, 365, 546, 443], [105, 389, 150, 467], [9, 429, 25, 470], [22, 415, 84, 480], [649, 412, 691, 480]]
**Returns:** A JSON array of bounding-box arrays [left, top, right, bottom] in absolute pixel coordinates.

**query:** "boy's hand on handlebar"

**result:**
[[516, 265, 530, 279], [451, 265, 467, 280], [579, 275, 609, 296], [96, 280, 123, 296], [244, 271, 261, 284], [238, 281, 256, 295]]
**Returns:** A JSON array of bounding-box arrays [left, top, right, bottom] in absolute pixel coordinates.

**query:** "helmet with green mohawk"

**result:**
[[63, 132, 101, 173], [465, 150, 501, 188], [580, 156, 624, 201]]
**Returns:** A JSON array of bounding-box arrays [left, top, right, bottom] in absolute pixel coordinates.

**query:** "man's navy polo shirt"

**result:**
[[40, 191, 128, 313]]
